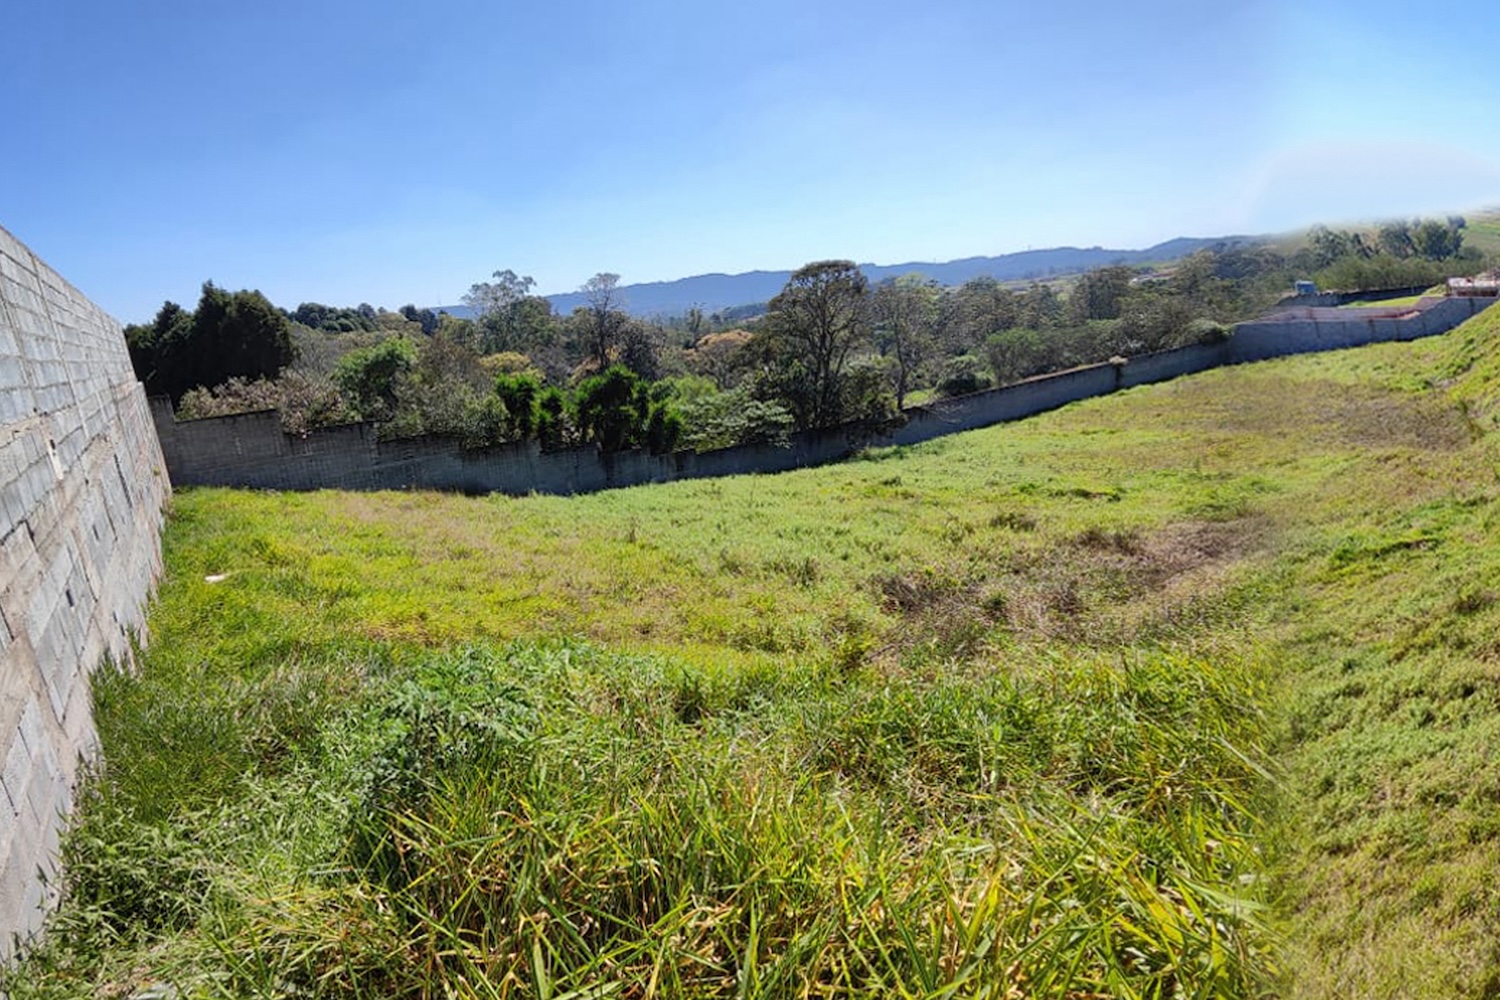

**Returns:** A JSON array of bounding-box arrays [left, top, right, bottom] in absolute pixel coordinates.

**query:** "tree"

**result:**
[[399, 304, 440, 335], [334, 338, 416, 422], [1412, 218, 1464, 261], [463, 270, 557, 354], [946, 277, 1019, 354], [1068, 265, 1133, 323], [127, 283, 295, 402], [870, 275, 938, 409], [1377, 221, 1416, 259], [985, 327, 1051, 385], [572, 365, 681, 454], [577, 272, 629, 371], [763, 260, 870, 428], [463, 269, 535, 319]]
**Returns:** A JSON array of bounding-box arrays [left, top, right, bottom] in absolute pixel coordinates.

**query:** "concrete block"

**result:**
[[1, 733, 30, 819]]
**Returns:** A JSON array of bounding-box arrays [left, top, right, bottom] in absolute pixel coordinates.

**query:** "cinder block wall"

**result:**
[[0, 225, 168, 958]]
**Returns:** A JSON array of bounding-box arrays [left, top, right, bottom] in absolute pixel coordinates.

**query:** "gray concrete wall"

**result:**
[[0, 225, 168, 959], [150, 293, 1496, 499], [1231, 295, 1491, 363], [152, 340, 1235, 496]]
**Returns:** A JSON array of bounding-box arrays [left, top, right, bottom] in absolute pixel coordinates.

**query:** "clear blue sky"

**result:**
[[3, 0, 1497, 322]]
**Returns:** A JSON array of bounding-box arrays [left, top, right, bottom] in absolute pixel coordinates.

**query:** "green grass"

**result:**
[[1458, 209, 1500, 260], [1335, 290, 1440, 310], [11, 305, 1500, 997]]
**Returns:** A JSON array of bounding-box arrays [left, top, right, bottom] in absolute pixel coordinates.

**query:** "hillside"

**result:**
[[10, 307, 1500, 997], [440, 235, 1258, 319]]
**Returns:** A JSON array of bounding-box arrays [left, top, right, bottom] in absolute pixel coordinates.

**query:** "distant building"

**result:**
[[1448, 272, 1500, 297]]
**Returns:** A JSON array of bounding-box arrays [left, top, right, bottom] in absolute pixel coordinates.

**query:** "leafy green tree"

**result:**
[[391, 331, 493, 439], [577, 272, 629, 371], [492, 371, 546, 441], [946, 276, 1019, 354], [463, 270, 559, 355], [463, 269, 535, 319], [128, 283, 295, 402], [838, 358, 899, 426], [572, 365, 681, 454], [985, 327, 1051, 385], [1068, 265, 1133, 323], [934, 355, 993, 397], [334, 338, 417, 422], [676, 386, 795, 451], [870, 275, 938, 408], [1377, 221, 1415, 259], [1412, 218, 1464, 261], [1016, 282, 1064, 330], [399, 304, 440, 335], [535, 385, 570, 450], [763, 260, 870, 428]]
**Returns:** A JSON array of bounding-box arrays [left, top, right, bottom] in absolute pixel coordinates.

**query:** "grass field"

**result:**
[[1458, 209, 1500, 260], [1335, 289, 1440, 310], [8, 307, 1500, 998]]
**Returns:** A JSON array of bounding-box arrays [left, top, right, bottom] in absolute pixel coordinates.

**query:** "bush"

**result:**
[[334, 338, 417, 422], [935, 355, 994, 397], [1186, 318, 1231, 345], [677, 386, 795, 451], [175, 371, 350, 435]]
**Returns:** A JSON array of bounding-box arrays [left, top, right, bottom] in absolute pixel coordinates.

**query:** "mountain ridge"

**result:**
[[437, 234, 1258, 320]]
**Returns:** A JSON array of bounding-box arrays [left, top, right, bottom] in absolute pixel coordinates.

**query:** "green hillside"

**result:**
[[9, 307, 1500, 998]]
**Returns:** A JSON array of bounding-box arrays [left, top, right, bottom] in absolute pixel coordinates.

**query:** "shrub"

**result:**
[[935, 355, 994, 397]]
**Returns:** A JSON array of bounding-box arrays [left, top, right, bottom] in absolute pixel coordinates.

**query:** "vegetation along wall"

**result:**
[[0, 224, 168, 958], [154, 293, 1495, 497]]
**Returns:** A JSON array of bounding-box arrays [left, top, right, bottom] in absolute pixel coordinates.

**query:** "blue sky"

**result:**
[[3, 0, 1497, 322]]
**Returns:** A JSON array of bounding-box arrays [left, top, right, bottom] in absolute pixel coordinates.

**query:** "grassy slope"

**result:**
[[9, 308, 1500, 997]]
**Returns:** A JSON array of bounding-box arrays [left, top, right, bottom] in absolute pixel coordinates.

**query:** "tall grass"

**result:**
[[13, 305, 1500, 997]]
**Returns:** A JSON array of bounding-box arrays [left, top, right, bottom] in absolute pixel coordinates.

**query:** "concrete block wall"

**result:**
[[150, 295, 1498, 499], [1232, 295, 1492, 363], [0, 225, 168, 959], [151, 342, 1230, 496]]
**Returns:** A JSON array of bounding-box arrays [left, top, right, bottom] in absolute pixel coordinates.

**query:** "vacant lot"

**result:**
[[8, 308, 1500, 999]]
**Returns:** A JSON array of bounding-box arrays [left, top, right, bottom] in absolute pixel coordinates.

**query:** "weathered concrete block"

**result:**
[[0, 222, 168, 961]]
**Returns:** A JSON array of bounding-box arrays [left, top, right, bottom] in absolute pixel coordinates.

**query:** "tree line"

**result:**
[[126, 216, 1487, 453]]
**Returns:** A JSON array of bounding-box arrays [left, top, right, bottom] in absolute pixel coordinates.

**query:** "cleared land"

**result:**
[[9, 308, 1500, 998]]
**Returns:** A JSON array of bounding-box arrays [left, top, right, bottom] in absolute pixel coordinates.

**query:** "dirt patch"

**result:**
[[872, 518, 1269, 655], [1210, 378, 1473, 453], [1327, 392, 1474, 452]]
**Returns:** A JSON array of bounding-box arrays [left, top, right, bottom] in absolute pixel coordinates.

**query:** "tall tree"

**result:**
[[870, 274, 937, 408], [1068, 265, 1134, 323], [577, 272, 628, 370], [463, 269, 557, 355], [127, 283, 294, 402], [764, 260, 870, 428]]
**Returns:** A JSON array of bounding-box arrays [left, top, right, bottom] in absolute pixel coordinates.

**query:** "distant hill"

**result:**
[[436, 235, 1258, 320]]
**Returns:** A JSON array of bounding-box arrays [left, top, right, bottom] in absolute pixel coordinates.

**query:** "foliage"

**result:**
[[870, 275, 939, 408], [837, 357, 899, 427], [175, 371, 349, 434], [333, 337, 416, 422], [1315, 253, 1479, 293], [490, 370, 560, 444], [290, 301, 378, 333], [676, 384, 795, 451], [685, 329, 756, 388], [572, 364, 682, 454], [126, 283, 295, 403], [385, 331, 496, 442], [985, 327, 1052, 385], [1068, 264, 1134, 322], [763, 260, 870, 428], [934, 353, 993, 396]]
